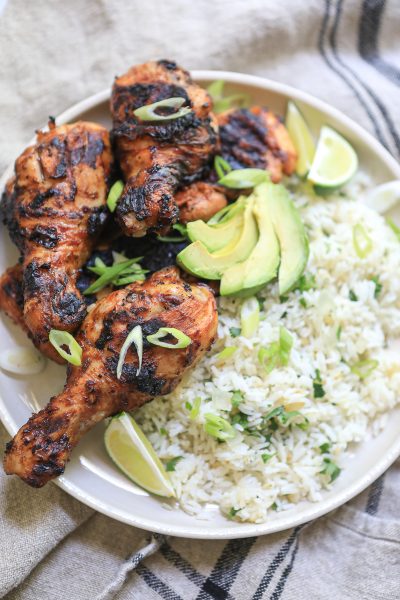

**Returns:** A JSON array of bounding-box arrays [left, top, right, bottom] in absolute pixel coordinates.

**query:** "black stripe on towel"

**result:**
[[330, 0, 400, 155], [359, 0, 400, 86], [160, 542, 206, 588], [318, 0, 388, 147], [270, 533, 301, 600], [365, 474, 386, 515], [195, 537, 256, 600], [136, 563, 184, 600]]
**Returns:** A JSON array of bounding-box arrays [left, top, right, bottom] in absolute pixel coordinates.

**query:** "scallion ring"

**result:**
[[107, 180, 124, 213], [146, 327, 191, 349], [353, 224, 373, 258], [215, 346, 237, 362], [350, 359, 378, 379], [218, 168, 270, 189], [117, 325, 143, 379], [49, 330, 82, 366], [240, 297, 260, 338], [214, 156, 232, 180], [204, 413, 236, 441], [134, 97, 192, 122]]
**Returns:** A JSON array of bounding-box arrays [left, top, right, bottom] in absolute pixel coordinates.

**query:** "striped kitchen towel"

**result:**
[[0, 1, 399, 599]]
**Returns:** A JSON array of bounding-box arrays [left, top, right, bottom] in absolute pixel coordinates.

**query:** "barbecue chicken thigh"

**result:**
[[0, 264, 27, 333], [111, 59, 219, 237], [0, 121, 112, 362], [4, 267, 218, 487]]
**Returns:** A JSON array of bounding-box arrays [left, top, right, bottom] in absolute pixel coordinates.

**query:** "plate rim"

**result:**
[[1, 70, 400, 539]]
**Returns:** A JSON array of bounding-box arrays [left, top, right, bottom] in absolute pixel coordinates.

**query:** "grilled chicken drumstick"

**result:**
[[111, 59, 219, 237], [4, 267, 218, 487], [0, 264, 27, 333], [0, 121, 112, 362]]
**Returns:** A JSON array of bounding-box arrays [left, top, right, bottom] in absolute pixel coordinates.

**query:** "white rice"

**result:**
[[136, 175, 400, 523]]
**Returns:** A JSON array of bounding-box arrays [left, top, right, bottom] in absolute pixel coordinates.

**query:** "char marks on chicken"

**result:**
[[0, 121, 112, 361], [217, 107, 297, 182], [3, 267, 217, 487], [111, 59, 219, 237]]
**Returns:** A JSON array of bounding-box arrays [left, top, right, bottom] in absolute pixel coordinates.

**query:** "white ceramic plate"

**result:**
[[1, 71, 400, 540]]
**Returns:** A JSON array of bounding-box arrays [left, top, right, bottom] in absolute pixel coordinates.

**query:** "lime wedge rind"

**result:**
[[307, 126, 358, 193], [364, 180, 400, 214], [286, 101, 316, 178], [105, 412, 175, 498]]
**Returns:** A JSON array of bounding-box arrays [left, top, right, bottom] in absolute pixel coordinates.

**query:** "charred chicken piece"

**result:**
[[0, 264, 27, 333], [0, 121, 112, 362], [217, 107, 297, 182], [111, 59, 218, 237], [175, 182, 227, 224], [4, 267, 217, 487]]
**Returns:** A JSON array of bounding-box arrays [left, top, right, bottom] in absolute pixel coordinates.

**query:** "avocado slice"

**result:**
[[220, 185, 280, 296], [187, 210, 244, 252], [265, 182, 309, 295], [177, 201, 258, 279]]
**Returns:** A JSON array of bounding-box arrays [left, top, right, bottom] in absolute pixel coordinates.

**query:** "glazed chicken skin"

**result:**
[[0, 264, 27, 333], [175, 182, 227, 224], [217, 107, 297, 182], [4, 267, 217, 487], [0, 121, 112, 361], [111, 59, 219, 237]]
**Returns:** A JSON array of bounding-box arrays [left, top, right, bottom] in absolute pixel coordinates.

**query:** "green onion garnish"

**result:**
[[319, 442, 331, 454], [231, 390, 244, 408], [387, 217, 400, 241], [240, 297, 260, 338], [215, 346, 237, 362], [49, 329, 82, 366], [350, 359, 378, 379], [349, 290, 358, 301], [228, 506, 242, 519], [189, 397, 201, 420], [261, 453, 274, 463], [117, 325, 143, 379], [146, 327, 191, 349], [295, 273, 316, 292], [214, 156, 232, 180], [258, 327, 293, 373], [353, 224, 373, 258], [204, 413, 236, 441], [107, 180, 124, 213], [133, 97, 192, 122], [371, 276, 382, 298], [229, 327, 241, 338], [320, 457, 341, 482], [218, 168, 270, 189], [207, 80, 250, 114], [84, 257, 147, 295]]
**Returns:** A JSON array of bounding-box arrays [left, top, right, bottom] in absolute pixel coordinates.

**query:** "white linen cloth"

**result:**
[[0, 1, 399, 598]]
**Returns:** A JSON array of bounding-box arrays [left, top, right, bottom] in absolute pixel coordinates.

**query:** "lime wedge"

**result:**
[[364, 180, 400, 214], [105, 412, 175, 497], [307, 126, 358, 194], [286, 101, 316, 177]]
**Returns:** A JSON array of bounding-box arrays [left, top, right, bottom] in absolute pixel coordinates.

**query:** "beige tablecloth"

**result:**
[[0, 1, 399, 598]]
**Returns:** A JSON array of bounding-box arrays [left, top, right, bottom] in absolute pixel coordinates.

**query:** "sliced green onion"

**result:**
[[387, 217, 400, 241], [353, 224, 373, 258], [215, 346, 237, 362], [240, 297, 260, 338], [371, 276, 382, 298], [229, 327, 241, 338], [107, 180, 124, 212], [279, 327, 293, 365], [204, 413, 236, 441], [49, 329, 82, 366], [146, 327, 191, 349], [261, 453, 274, 463], [207, 80, 250, 114], [84, 257, 146, 295], [214, 155, 232, 180], [231, 390, 244, 408], [295, 273, 316, 292], [117, 325, 143, 379], [134, 97, 192, 122], [218, 168, 270, 189], [189, 397, 201, 420], [313, 368, 325, 398], [157, 235, 186, 242], [350, 359, 378, 379], [165, 456, 183, 472], [319, 442, 331, 454], [112, 251, 128, 264]]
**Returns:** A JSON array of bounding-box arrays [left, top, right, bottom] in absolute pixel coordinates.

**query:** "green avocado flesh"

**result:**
[[177, 202, 258, 279], [220, 185, 280, 296], [264, 183, 309, 295], [186, 210, 244, 252]]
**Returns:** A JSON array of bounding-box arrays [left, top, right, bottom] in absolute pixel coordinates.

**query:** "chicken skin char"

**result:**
[[111, 59, 219, 237], [0, 121, 112, 362], [3, 267, 218, 487], [217, 106, 297, 182]]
